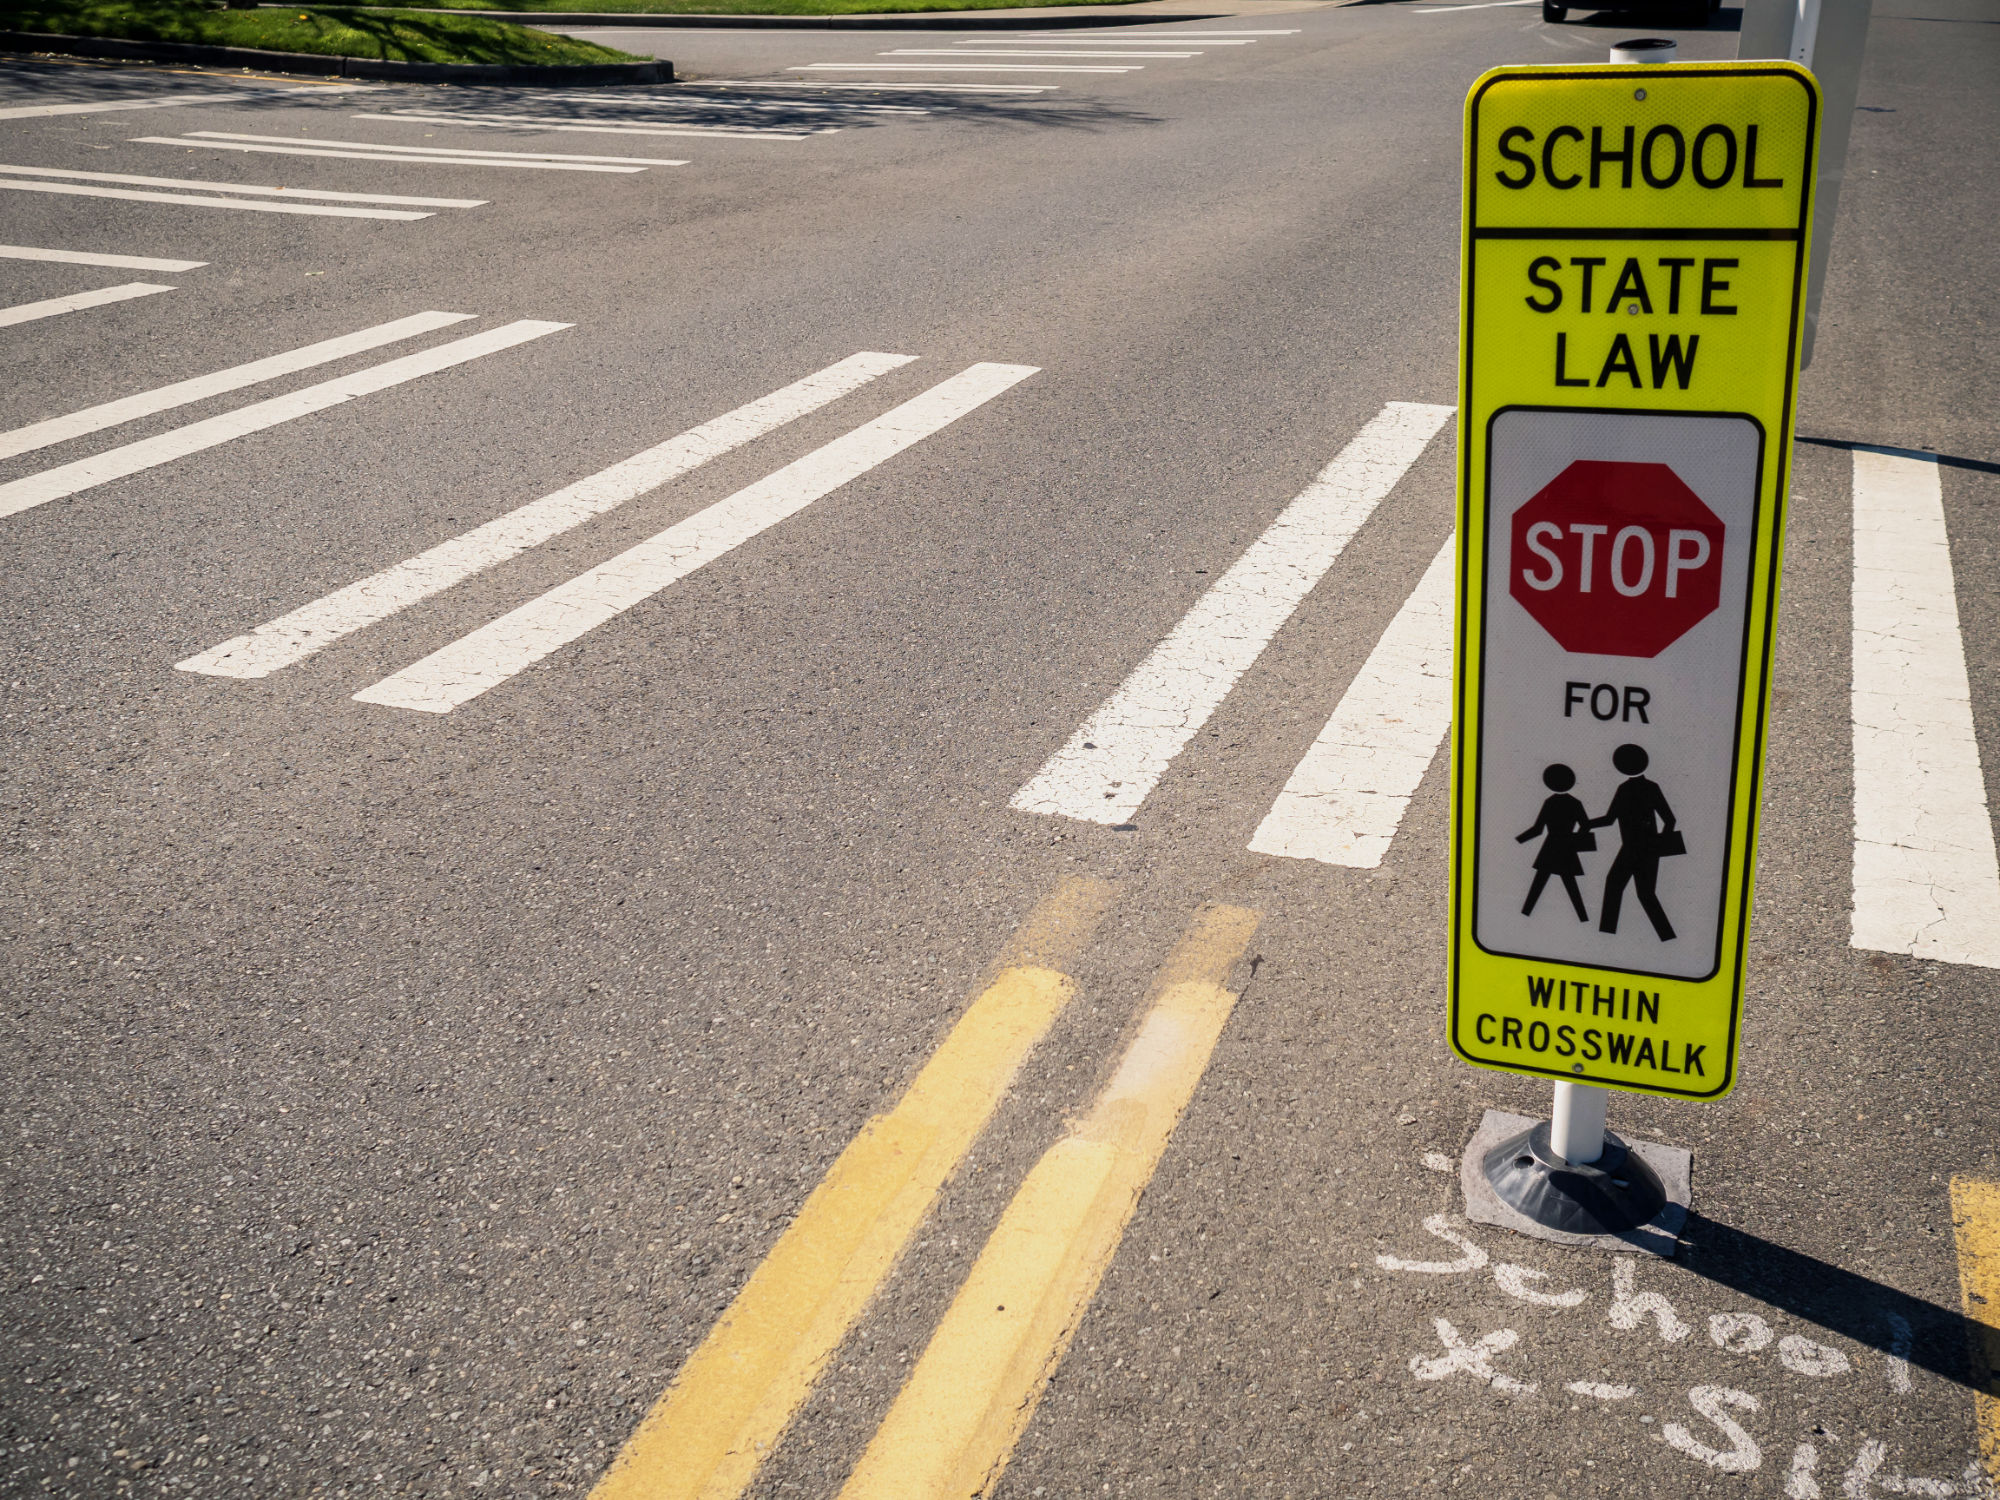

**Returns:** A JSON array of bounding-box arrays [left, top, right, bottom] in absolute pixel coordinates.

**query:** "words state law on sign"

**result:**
[[1448, 62, 1820, 1100]]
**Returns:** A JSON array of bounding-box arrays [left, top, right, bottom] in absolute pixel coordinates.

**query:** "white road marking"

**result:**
[[1020, 27, 1297, 32], [1849, 446, 2000, 968], [1416, 0, 1537, 11], [0, 243, 205, 271], [683, 80, 1056, 92], [1610, 1257, 1691, 1343], [1248, 536, 1454, 868], [882, 48, 1194, 57], [0, 281, 173, 328], [1376, 1215, 1489, 1274], [1707, 1313, 1773, 1352], [0, 310, 472, 463], [973, 35, 1253, 42], [0, 93, 248, 121], [790, 64, 1139, 74], [177, 130, 691, 166], [0, 179, 431, 221], [1492, 1262, 1588, 1307], [1663, 1387, 1761, 1474], [1410, 1319, 1536, 1395], [1787, 1443, 1822, 1499], [0, 321, 566, 523], [1011, 400, 1454, 825], [179, 351, 916, 679], [352, 361, 1036, 713], [1777, 1336, 1851, 1378], [0, 162, 482, 207], [541, 91, 927, 114], [357, 110, 818, 140], [132, 137, 650, 173]]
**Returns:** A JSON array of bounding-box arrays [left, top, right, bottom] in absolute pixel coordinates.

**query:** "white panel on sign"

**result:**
[[1472, 409, 1762, 982]]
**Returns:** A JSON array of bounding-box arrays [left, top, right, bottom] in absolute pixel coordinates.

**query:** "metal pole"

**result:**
[[1738, 0, 1876, 366], [1549, 1081, 1608, 1165]]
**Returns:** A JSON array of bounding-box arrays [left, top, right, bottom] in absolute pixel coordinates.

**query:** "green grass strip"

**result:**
[[0, 0, 646, 62]]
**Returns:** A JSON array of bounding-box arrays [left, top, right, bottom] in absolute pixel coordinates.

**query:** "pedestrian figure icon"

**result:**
[[1516, 763, 1595, 921], [1589, 743, 1683, 941]]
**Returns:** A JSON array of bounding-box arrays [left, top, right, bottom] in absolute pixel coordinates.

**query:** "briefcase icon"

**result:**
[[1654, 829, 1687, 858]]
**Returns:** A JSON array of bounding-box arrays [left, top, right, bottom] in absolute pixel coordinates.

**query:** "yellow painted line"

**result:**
[[1953, 1175, 2000, 1483], [838, 903, 1261, 1500], [590, 877, 1118, 1500]]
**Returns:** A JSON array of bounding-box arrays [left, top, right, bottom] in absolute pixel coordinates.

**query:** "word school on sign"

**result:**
[[1493, 124, 1787, 193]]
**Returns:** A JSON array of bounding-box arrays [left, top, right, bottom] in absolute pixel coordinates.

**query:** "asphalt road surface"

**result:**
[[2, 0, 1997, 1496]]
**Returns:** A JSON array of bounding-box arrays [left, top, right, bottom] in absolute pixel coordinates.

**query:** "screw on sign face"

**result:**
[[1510, 460, 1725, 658]]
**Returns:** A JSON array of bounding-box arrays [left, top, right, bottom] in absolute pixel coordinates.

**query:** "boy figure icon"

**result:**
[[1516, 763, 1594, 921], [1589, 742, 1682, 941]]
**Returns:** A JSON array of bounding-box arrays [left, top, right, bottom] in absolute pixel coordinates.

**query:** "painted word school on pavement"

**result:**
[[1447, 63, 1821, 1099]]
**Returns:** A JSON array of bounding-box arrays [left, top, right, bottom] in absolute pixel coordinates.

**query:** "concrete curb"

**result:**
[[296, 6, 1221, 27], [0, 29, 672, 80]]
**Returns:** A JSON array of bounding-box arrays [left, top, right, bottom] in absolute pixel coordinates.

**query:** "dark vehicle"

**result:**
[[1543, 0, 1719, 23]]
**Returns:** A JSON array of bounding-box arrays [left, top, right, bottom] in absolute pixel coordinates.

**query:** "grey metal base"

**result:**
[[1460, 1109, 1692, 1260]]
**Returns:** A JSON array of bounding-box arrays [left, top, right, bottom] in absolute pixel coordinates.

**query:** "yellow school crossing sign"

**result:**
[[1448, 62, 1820, 1100]]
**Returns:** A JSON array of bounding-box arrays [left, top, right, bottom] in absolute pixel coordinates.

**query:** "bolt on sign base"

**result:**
[[1460, 1109, 1691, 1259]]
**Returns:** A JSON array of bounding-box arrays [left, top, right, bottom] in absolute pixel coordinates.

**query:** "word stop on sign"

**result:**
[[1475, 410, 1758, 981], [1447, 61, 1818, 1099]]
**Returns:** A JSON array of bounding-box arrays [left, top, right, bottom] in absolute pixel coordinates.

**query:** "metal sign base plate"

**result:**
[[1460, 1108, 1692, 1259]]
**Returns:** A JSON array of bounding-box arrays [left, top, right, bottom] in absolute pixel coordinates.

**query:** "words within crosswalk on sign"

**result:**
[[1448, 63, 1820, 1100]]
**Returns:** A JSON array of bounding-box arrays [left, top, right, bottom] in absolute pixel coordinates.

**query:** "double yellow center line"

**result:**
[[592, 883, 1258, 1500]]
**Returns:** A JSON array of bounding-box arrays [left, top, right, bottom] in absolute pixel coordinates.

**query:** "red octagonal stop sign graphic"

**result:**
[[1510, 459, 1725, 658]]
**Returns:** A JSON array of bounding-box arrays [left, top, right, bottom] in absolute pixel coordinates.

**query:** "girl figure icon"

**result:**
[[1516, 763, 1596, 921]]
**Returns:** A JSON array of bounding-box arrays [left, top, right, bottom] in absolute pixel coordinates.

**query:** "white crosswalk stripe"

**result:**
[[0, 93, 250, 121], [0, 321, 567, 523], [789, 65, 1140, 75], [0, 281, 174, 329], [685, 81, 1056, 93], [1849, 447, 2000, 968], [0, 162, 481, 208], [176, 131, 686, 165], [178, 352, 917, 679], [1012, 400, 1453, 825], [1249, 537, 1456, 869], [356, 110, 824, 141], [882, 49, 1193, 59], [0, 311, 474, 463], [0, 178, 434, 222], [133, 136, 656, 174], [352, 362, 1037, 714], [0, 243, 205, 272]]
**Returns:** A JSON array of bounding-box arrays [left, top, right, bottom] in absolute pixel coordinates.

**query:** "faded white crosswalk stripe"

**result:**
[[0, 243, 205, 272], [883, 49, 1193, 58], [0, 321, 567, 522], [0, 163, 481, 208], [133, 136, 655, 174], [1249, 536, 1455, 868], [0, 93, 250, 121], [178, 352, 916, 679], [356, 110, 822, 141], [0, 311, 473, 463], [1850, 447, 2000, 968], [790, 64, 1139, 75], [1012, 401, 1454, 825], [0, 281, 173, 329], [353, 361, 1037, 713], [165, 131, 688, 167]]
